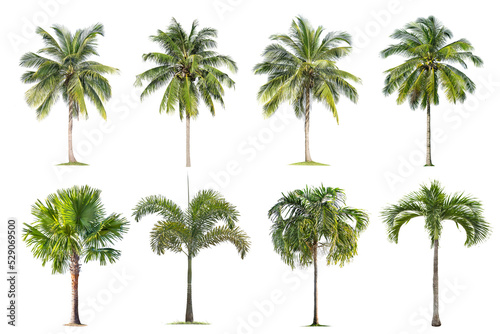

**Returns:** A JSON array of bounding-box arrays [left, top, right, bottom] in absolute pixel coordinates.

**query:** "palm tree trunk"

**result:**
[[68, 102, 77, 163], [69, 253, 81, 325], [425, 102, 433, 166], [304, 88, 312, 162], [186, 113, 191, 168], [312, 243, 319, 326], [185, 254, 194, 323], [432, 239, 441, 327]]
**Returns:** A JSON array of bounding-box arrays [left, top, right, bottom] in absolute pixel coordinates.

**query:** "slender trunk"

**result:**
[[186, 114, 191, 168], [312, 243, 319, 326], [185, 254, 194, 323], [69, 253, 81, 325], [432, 239, 441, 327], [304, 88, 312, 162], [68, 101, 77, 163], [425, 102, 433, 166]]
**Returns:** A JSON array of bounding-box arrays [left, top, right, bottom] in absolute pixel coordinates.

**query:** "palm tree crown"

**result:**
[[381, 16, 483, 109], [23, 185, 129, 273], [381, 180, 490, 246], [20, 23, 118, 120]]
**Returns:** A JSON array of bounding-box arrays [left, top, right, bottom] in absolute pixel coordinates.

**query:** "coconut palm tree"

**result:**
[[269, 185, 368, 326], [20, 23, 119, 164], [22, 185, 129, 326], [132, 189, 250, 323], [254, 16, 360, 163], [381, 180, 490, 326], [135, 18, 237, 167], [381, 16, 483, 166]]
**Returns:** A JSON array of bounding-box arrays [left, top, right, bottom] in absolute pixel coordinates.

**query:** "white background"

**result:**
[[1, 0, 499, 333]]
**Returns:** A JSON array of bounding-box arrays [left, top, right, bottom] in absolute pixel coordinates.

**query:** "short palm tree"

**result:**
[[22, 185, 129, 326], [381, 16, 483, 166], [132, 189, 250, 323], [269, 185, 368, 326], [381, 180, 490, 326], [254, 16, 361, 163], [135, 18, 237, 167], [20, 23, 119, 164]]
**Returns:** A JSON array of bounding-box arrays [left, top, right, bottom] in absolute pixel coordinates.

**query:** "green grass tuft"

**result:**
[[57, 162, 89, 166], [290, 161, 329, 166], [305, 324, 330, 327], [167, 321, 210, 325]]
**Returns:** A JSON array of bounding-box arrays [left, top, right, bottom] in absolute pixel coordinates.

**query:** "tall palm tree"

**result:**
[[20, 23, 119, 164], [254, 16, 361, 163], [381, 180, 490, 326], [132, 189, 250, 323], [135, 18, 238, 167], [381, 16, 483, 166], [22, 185, 129, 326], [269, 185, 368, 326]]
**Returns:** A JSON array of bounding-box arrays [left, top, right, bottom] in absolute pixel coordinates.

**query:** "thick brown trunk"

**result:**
[[186, 114, 191, 168], [432, 239, 441, 327], [68, 102, 77, 163], [69, 253, 81, 325], [312, 243, 319, 326], [304, 88, 312, 162], [425, 102, 433, 166], [185, 255, 193, 323]]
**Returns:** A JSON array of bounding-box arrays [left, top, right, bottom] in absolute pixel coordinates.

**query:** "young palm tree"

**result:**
[[20, 23, 119, 164], [135, 18, 238, 167], [381, 180, 490, 326], [269, 185, 368, 326], [254, 16, 360, 163], [22, 185, 129, 326], [132, 189, 250, 323], [381, 16, 483, 166]]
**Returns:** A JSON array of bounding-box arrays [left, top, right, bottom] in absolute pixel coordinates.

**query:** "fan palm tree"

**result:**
[[135, 18, 238, 167], [254, 16, 361, 163], [381, 180, 490, 326], [269, 185, 368, 326], [22, 185, 129, 326], [381, 16, 483, 166], [132, 189, 250, 323], [20, 23, 119, 164]]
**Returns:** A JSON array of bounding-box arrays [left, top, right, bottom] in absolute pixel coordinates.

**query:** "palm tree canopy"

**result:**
[[20, 23, 119, 120], [269, 185, 369, 269], [135, 18, 237, 119], [22, 185, 129, 274], [132, 189, 250, 258], [254, 16, 361, 122], [381, 180, 490, 247], [381, 16, 483, 109]]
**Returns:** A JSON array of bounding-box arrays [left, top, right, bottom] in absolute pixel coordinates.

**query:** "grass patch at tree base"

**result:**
[[167, 321, 210, 325], [290, 161, 329, 166], [64, 324, 87, 327], [57, 162, 89, 166], [305, 324, 330, 327]]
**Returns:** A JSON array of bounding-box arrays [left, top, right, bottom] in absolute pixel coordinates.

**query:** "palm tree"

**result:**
[[22, 185, 129, 326], [381, 16, 483, 166], [381, 180, 490, 326], [254, 16, 361, 163], [20, 23, 119, 164], [135, 18, 237, 167], [269, 185, 368, 326], [132, 189, 250, 323]]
